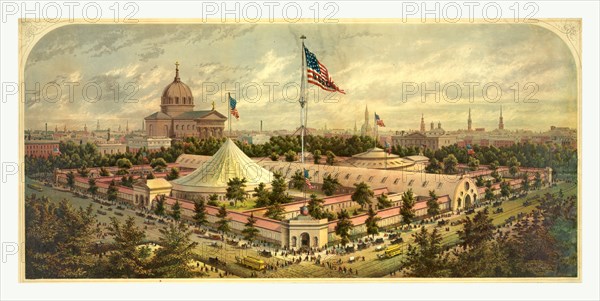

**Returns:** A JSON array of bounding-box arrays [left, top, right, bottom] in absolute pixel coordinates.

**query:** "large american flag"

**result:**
[[304, 46, 345, 94], [229, 94, 239, 120]]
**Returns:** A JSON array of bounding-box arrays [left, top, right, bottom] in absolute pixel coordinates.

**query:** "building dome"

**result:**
[[160, 62, 195, 116]]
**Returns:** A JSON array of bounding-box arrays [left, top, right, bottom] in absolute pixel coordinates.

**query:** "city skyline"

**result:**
[[24, 23, 578, 132]]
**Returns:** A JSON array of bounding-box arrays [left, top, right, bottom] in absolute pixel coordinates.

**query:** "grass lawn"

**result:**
[[224, 198, 258, 211]]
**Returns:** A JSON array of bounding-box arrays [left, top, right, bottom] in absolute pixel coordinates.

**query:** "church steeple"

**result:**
[[468, 107, 472, 131], [420, 113, 426, 132], [499, 106, 504, 130]]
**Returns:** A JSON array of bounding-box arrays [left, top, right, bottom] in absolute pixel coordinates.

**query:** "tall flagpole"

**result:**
[[228, 92, 232, 138], [300, 35, 307, 206], [300, 35, 307, 165]]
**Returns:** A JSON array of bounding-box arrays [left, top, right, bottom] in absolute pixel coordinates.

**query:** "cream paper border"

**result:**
[[18, 18, 582, 283]]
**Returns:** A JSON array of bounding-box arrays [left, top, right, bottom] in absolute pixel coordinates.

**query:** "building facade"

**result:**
[[145, 62, 227, 140]]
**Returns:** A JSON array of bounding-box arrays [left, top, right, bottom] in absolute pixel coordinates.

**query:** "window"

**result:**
[[422, 181, 428, 187], [381, 177, 388, 183], [345, 173, 350, 179], [368, 176, 374, 182], [437, 182, 443, 189], [408, 179, 414, 186], [356, 175, 362, 181]]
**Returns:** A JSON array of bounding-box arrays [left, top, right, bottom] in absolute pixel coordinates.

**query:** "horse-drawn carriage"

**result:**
[[259, 250, 273, 258]]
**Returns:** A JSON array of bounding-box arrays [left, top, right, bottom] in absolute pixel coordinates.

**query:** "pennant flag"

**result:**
[[229, 94, 239, 120], [304, 46, 345, 94], [52, 147, 61, 155], [304, 169, 313, 189], [375, 113, 385, 127]]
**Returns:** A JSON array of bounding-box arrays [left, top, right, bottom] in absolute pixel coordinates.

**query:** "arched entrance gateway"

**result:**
[[465, 194, 472, 208], [300, 233, 310, 248]]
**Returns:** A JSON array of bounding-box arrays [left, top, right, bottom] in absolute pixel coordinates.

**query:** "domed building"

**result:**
[[144, 62, 227, 140]]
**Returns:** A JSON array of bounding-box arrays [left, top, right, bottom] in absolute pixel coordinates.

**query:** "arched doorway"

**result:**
[[300, 233, 310, 248], [457, 197, 462, 210], [291, 236, 297, 248], [465, 194, 472, 208]]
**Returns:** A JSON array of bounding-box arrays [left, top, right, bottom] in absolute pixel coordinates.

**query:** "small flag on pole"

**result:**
[[304, 46, 345, 94], [304, 169, 313, 189], [229, 94, 239, 120], [375, 113, 385, 127]]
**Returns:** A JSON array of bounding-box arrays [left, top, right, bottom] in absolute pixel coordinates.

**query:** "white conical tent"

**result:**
[[171, 139, 273, 196]]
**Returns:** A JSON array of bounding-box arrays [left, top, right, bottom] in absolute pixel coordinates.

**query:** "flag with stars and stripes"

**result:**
[[375, 113, 385, 127], [229, 94, 239, 120], [304, 169, 314, 189], [304, 46, 345, 94]]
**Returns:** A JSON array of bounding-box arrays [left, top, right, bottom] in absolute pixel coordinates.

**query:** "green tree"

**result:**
[[25, 196, 97, 279], [403, 226, 450, 277], [475, 176, 485, 187], [325, 150, 336, 165], [87, 178, 98, 196], [165, 167, 180, 181], [154, 195, 166, 216], [242, 213, 260, 242], [284, 150, 298, 162], [150, 158, 167, 171], [425, 158, 443, 174], [307, 193, 325, 219], [207, 194, 219, 206], [269, 172, 293, 205], [193, 199, 208, 227], [457, 208, 495, 249], [150, 222, 198, 278], [521, 173, 530, 191], [66, 171, 75, 190], [216, 205, 230, 234], [252, 182, 270, 208], [290, 170, 305, 191], [265, 202, 285, 220], [226, 177, 247, 206], [377, 193, 392, 209], [313, 149, 322, 164], [334, 209, 353, 246], [78, 164, 89, 177], [500, 181, 511, 199], [468, 157, 480, 171], [426, 190, 441, 217], [107, 179, 118, 203], [269, 152, 279, 161], [146, 172, 155, 180], [170, 200, 182, 221], [322, 174, 341, 196], [365, 206, 381, 238], [507, 156, 521, 177], [105, 216, 150, 278], [352, 182, 374, 209], [116, 158, 133, 175], [99, 167, 110, 176], [400, 189, 416, 226], [443, 154, 459, 174]]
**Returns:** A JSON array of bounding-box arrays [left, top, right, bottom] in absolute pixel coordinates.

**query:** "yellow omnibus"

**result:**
[[384, 244, 402, 258], [239, 256, 266, 271]]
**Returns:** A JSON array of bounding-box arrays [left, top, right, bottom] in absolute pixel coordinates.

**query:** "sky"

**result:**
[[24, 23, 578, 133]]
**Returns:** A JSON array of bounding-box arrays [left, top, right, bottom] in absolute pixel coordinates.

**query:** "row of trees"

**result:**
[[418, 143, 576, 175], [401, 192, 577, 277]]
